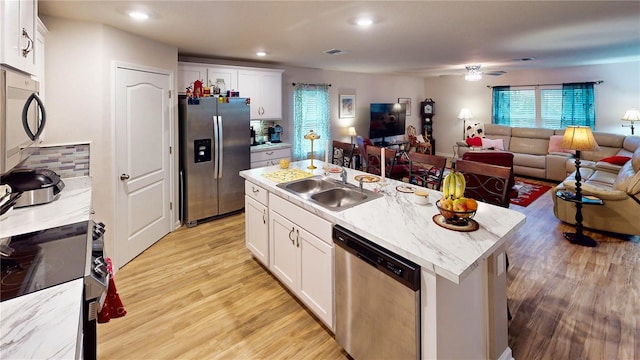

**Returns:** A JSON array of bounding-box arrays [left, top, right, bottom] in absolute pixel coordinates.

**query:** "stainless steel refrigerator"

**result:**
[[179, 97, 250, 227]]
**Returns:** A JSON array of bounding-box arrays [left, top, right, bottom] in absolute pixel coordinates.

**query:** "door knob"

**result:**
[[120, 174, 130, 180]]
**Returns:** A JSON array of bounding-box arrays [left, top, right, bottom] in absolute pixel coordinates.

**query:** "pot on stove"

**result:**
[[0, 168, 65, 208]]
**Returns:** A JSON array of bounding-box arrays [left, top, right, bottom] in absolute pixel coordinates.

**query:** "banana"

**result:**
[[448, 171, 457, 199], [454, 172, 466, 199], [442, 172, 451, 198]]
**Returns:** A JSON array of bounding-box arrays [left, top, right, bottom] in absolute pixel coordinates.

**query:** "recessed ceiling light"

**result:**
[[356, 18, 373, 27], [128, 11, 149, 21], [256, 51, 266, 57]]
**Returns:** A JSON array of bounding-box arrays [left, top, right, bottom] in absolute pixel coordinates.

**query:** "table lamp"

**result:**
[[347, 126, 357, 144], [621, 108, 639, 135], [304, 129, 320, 169], [457, 108, 473, 139], [560, 126, 600, 247]]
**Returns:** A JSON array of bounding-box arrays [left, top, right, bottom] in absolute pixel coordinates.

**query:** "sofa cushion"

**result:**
[[633, 147, 640, 172], [585, 170, 617, 187], [593, 132, 625, 148], [512, 127, 556, 140], [548, 135, 576, 154], [510, 137, 550, 156], [481, 138, 505, 150], [622, 136, 640, 153], [613, 161, 640, 195], [513, 152, 546, 169]]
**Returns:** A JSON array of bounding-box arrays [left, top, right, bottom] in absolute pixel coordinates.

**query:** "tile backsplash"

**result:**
[[18, 144, 90, 178]]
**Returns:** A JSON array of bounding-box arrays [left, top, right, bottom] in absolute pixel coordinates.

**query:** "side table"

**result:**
[[555, 190, 603, 247]]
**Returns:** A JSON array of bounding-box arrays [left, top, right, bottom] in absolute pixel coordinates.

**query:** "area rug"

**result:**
[[510, 180, 551, 207]]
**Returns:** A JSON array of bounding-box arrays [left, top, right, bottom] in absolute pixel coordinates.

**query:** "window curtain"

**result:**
[[492, 86, 511, 125], [292, 84, 331, 160], [561, 82, 595, 129]]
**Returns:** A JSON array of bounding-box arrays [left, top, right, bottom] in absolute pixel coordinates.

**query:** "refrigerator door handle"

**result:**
[[212, 115, 219, 179], [218, 115, 224, 178]]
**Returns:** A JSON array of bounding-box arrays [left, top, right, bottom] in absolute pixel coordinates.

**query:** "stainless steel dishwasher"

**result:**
[[333, 225, 421, 360]]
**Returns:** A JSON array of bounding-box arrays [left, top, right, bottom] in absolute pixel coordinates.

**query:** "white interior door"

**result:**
[[115, 65, 172, 268]]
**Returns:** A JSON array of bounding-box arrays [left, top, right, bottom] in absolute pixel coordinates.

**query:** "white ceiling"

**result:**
[[39, 1, 640, 77]]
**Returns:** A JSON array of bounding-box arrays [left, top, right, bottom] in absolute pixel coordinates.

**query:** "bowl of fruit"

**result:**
[[435, 169, 478, 225], [435, 197, 478, 226]]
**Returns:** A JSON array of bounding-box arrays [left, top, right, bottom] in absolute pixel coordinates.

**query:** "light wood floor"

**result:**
[[98, 183, 639, 360]]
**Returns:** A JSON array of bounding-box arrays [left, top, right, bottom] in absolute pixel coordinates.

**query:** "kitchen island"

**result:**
[[240, 160, 526, 360], [0, 176, 92, 359]]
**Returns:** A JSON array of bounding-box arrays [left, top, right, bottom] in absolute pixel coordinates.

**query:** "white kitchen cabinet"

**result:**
[[207, 67, 237, 95], [244, 182, 269, 266], [177, 63, 207, 93], [250, 146, 291, 169], [269, 194, 333, 329], [237, 68, 284, 120], [0, 0, 37, 75]]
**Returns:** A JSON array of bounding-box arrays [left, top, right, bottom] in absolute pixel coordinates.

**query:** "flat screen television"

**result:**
[[369, 103, 406, 144]]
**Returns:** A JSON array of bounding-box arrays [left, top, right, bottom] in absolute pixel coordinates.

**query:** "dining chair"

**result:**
[[331, 140, 355, 168], [454, 159, 512, 208], [407, 152, 447, 190], [364, 145, 397, 177]]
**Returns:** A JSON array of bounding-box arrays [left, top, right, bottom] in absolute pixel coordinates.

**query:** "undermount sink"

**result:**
[[277, 175, 382, 211], [282, 177, 337, 194], [310, 188, 370, 209]]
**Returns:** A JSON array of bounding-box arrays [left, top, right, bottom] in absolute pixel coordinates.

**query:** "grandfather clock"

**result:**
[[421, 98, 435, 154]]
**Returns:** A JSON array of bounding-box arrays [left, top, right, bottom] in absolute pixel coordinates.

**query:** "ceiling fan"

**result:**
[[464, 64, 506, 81]]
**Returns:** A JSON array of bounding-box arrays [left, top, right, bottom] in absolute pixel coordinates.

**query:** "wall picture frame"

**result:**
[[339, 94, 356, 118], [398, 97, 411, 116]]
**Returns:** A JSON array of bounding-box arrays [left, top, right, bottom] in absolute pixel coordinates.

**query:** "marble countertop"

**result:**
[[240, 160, 526, 284], [0, 280, 84, 359], [0, 176, 93, 238], [250, 142, 292, 152], [0, 176, 92, 359]]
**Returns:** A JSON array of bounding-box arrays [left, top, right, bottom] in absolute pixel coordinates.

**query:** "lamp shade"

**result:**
[[304, 129, 320, 140], [347, 126, 357, 136], [621, 108, 640, 121], [457, 108, 473, 120], [560, 126, 600, 151]]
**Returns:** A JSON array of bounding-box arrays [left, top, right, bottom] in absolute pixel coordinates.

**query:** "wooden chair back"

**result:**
[[365, 145, 397, 177], [454, 159, 512, 208], [331, 140, 355, 168], [407, 152, 447, 190]]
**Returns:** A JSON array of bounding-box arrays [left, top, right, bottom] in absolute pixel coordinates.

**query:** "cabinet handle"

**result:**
[[252, 187, 259, 194], [288, 227, 295, 245], [266, 151, 274, 155], [262, 209, 266, 224], [21, 28, 33, 57], [296, 229, 300, 248], [259, 106, 264, 116]]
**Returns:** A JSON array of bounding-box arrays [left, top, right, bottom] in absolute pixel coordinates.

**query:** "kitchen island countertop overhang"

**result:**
[[240, 160, 526, 284]]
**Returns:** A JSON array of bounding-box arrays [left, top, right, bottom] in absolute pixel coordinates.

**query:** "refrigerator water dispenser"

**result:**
[[194, 139, 212, 163]]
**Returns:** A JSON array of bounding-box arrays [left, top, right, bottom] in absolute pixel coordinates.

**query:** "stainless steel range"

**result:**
[[0, 220, 109, 360]]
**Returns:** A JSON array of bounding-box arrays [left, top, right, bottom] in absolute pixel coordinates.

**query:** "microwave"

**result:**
[[0, 68, 46, 173]]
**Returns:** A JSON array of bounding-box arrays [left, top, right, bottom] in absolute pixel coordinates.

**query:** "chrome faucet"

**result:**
[[340, 167, 348, 184], [359, 177, 364, 193]]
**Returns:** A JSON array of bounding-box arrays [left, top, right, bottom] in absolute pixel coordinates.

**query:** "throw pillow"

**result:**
[[600, 156, 631, 165], [481, 138, 505, 150], [548, 135, 576, 154], [465, 137, 482, 147]]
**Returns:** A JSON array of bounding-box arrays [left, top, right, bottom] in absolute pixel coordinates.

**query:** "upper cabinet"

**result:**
[[1, 0, 37, 75], [178, 62, 284, 120], [238, 68, 283, 120]]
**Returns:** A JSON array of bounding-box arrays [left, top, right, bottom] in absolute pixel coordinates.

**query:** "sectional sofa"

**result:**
[[456, 123, 640, 235]]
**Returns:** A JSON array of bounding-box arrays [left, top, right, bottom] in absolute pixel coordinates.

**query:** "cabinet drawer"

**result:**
[[251, 147, 291, 162], [245, 181, 268, 206], [269, 193, 332, 244]]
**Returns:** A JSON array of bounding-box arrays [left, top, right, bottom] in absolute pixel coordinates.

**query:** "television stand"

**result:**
[[374, 138, 390, 147]]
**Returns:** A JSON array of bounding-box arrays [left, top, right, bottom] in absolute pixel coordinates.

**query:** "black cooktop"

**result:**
[[0, 221, 89, 302]]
